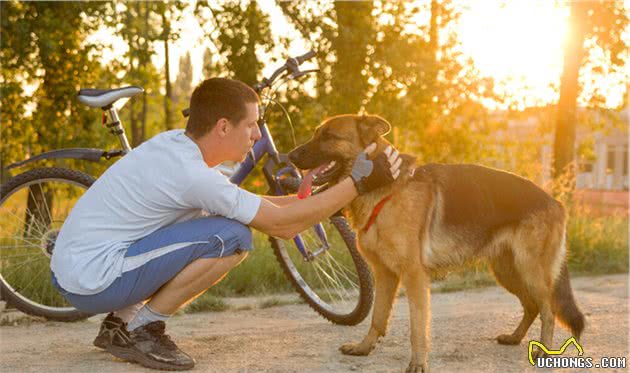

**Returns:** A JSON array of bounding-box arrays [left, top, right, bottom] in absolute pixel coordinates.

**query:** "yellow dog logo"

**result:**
[[528, 337, 584, 366]]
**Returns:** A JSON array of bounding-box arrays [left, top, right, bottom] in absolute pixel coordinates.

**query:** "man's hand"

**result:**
[[351, 143, 402, 195], [250, 144, 402, 239]]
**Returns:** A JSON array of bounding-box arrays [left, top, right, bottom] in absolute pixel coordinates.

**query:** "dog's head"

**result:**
[[288, 114, 392, 187]]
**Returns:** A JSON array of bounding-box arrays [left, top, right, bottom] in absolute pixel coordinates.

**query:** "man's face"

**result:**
[[225, 102, 261, 162]]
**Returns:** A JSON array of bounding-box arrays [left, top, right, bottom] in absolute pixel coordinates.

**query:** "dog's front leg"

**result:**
[[340, 264, 400, 356], [402, 268, 431, 373]]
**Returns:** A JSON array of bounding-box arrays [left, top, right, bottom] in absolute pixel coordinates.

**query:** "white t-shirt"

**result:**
[[51, 130, 261, 295]]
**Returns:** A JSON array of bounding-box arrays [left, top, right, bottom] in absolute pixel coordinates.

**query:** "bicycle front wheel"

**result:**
[[0, 167, 95, 321], [271, 215, 373, 325]]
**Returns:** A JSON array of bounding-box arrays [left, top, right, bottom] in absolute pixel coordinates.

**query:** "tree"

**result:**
[[162, 9, 174, 131], [1, 1, 112, 171], [195, 0, 273, 85], [109, 2, 186, 136], [173, 52, 193, 109], [201, 48, 215, 79], [1, 1, 116, 228], [280, 1, 498, 162], [113, 2, 163, 146], [552, 0, 627, 183], [327, 2, 375, 114]]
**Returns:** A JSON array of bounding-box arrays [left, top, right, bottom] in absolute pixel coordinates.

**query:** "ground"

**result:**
[[0, 274, 627, 373]]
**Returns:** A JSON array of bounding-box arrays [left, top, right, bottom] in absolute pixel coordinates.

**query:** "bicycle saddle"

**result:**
[[77, 86, 144, 109]]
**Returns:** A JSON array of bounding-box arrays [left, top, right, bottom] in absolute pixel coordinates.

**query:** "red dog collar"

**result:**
[[362, 194, 394, 232]]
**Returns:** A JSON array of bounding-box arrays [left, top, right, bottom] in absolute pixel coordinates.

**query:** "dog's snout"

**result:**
[[288, 147, 304, 164]]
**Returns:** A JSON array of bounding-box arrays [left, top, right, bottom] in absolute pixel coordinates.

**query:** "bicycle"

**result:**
[[0, 51, 374, 325]]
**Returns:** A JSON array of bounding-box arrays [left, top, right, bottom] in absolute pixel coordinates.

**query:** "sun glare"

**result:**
[[458, 1, 570, 108], [87, 1, 626, 110]]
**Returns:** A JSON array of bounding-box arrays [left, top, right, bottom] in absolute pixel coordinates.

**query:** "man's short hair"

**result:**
[[186, 78, 259, 138]]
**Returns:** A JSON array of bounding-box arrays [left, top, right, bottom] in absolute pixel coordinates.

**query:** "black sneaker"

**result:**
[[93, 313, 126, 350], [106, 321, 195, 371]]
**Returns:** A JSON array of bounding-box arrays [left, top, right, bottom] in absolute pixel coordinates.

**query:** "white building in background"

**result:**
[[575, 127, 628, 190], [491, 108, 628, 191]]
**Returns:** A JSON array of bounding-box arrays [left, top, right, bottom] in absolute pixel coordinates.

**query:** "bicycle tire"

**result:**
[[270, 214, 373, 326], [0, 167, 95, 321]]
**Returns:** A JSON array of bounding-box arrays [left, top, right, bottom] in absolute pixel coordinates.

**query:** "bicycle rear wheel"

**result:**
[[0, 167, 94, 321], [270, 215, 373, 325]]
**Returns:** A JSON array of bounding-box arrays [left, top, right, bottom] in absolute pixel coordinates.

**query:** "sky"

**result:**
[[90, 0, 629, 111]]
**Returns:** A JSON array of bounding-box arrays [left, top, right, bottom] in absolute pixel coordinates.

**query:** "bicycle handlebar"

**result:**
[[252, 50, 316, 92], [296, 50, 316, 65], [182, 51, 316, 118]]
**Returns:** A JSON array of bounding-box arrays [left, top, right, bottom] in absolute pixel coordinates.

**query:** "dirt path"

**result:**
[[1, 274, 628, 373]]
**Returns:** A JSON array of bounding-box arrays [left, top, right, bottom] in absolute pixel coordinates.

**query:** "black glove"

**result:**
[[351, 144, 401, 195]]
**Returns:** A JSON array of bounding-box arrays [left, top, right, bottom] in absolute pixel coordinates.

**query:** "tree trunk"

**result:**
[[330, 1, 374, 115], [129, 51, 139, 147], [163, 12, 173, 131], [141, 3, 148, 142], [553, 1, 589, 182]]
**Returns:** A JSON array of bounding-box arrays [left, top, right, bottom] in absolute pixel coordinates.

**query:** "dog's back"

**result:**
[[412, 163, 563, 251]]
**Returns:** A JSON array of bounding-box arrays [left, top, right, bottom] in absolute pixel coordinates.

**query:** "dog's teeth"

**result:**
[[322, 161, 336, 173]]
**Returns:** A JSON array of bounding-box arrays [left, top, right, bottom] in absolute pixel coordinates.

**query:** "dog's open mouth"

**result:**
[[297, 160, 342, 198]]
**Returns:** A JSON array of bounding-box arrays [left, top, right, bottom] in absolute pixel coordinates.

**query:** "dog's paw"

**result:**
[[496, 333, 521, 345], [339, 342, 372, 356], [405, 361, 428, 373]]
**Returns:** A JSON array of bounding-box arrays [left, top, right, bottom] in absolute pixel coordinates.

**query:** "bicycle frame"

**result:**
[[5, 107, 130, 171], [230, 118, 330, 260], [6, 103, 330, 261]]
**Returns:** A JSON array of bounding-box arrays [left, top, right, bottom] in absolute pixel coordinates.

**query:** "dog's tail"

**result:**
[[552, 260, 585, 340]]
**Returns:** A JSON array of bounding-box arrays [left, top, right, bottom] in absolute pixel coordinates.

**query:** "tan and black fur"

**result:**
[[288, 114, 585, 373]]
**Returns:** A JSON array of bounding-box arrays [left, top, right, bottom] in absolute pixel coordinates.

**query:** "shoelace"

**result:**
[[157, 334, 178, 350], [145, 322, 178, 350]]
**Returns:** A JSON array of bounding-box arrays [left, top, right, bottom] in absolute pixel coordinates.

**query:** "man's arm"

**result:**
[[249, 177, 357, 239], [250, 144, 400, 239], [262, 195, 299, 206]]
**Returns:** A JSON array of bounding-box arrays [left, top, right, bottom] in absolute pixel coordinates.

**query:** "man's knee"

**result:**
[[212, 219, 253, 258], [228, 250, 248, 266], [225, 220, 252, 242]]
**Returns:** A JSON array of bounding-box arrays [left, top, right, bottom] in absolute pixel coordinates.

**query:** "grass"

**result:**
[[185, 294, 229, 313], [258, 297, 301, 309], [218, 209, 627, 299], [432, 265, 497, 293], [1, 182, 627, 315], [429, 205, 629, 294], [201, 232, 293, 298], [182, 204, 628, 313], [566, 211, 628, 275]]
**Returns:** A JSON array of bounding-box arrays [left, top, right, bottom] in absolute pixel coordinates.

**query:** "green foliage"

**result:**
[[186, 293, 229, 313], [195, 0, 272, 85], [1, 1, 113, 178], [566, 211, 629, 274], [204, 231, 293, 297], [328, 2, 375, 114], [109, 2, 184, 143], [173, 52, 193, 109], [1, 1, 627, 305]]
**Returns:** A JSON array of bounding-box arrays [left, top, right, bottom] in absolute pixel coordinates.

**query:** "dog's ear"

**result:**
[[357, 115, 392, 146]]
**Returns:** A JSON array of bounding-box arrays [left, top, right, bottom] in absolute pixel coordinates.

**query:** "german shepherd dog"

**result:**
[[288, 114, 585, 372]]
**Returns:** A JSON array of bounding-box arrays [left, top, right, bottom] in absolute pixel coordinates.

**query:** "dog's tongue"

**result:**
[[298, 164, 327, 199]]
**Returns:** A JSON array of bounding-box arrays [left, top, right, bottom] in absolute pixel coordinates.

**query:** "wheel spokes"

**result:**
[[1, 178, 86, 310]]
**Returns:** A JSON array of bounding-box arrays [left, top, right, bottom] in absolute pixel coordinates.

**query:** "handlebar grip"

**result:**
[[296, 50, 316, 64]]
